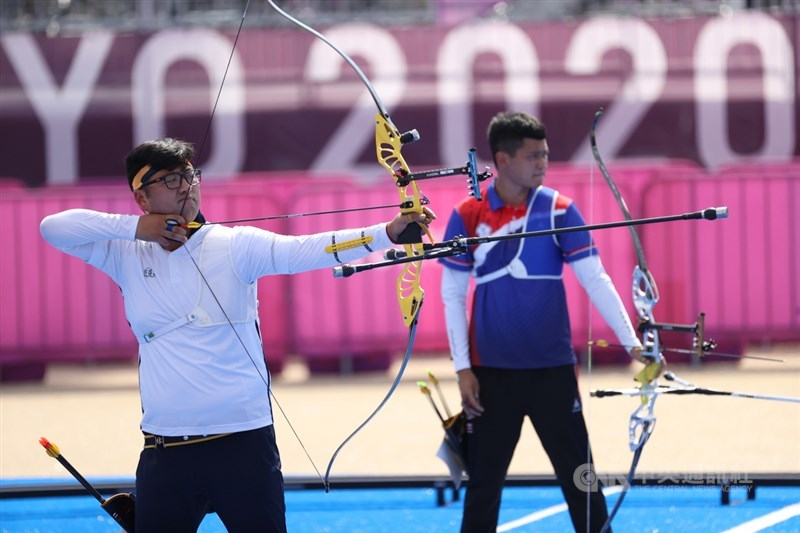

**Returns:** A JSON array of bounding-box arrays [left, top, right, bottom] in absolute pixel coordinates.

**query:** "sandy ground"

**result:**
[[1, 345, 799, 484]]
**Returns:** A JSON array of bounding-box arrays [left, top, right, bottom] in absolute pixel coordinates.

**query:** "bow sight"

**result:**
[[393, 148, 493, 201]]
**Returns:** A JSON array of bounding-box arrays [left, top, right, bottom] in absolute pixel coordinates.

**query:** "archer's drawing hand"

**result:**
[[136, 214, 188, 249], [457, 368, 484, 419]]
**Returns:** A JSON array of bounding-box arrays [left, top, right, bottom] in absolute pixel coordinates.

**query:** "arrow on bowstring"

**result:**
[[588, 339, 785, 363], [176, 201, 422, 229], [171, 151, 493, 229], [332, 206, 728, 277], [591, 372, 800, 403]]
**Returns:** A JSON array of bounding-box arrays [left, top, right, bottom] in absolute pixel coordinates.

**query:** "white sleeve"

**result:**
[[235, 222, 395, 278], [441, 266, 472, 372], [570, 255, 642, 355], [40, 209, 139, 261]]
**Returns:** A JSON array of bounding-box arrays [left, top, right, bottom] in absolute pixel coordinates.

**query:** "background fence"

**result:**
[[2, 161, 797, 381]]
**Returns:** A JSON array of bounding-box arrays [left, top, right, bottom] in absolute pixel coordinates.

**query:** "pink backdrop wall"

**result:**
[[2, 163, 797, 380]]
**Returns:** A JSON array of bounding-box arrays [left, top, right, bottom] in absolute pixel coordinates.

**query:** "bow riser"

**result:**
[[374, 113, 426, 327]]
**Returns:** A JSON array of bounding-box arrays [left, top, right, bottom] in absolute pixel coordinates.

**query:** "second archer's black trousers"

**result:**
[[461, 364, 610, 533]]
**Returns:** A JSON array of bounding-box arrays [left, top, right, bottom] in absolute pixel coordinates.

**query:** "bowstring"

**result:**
[[175, 0, 325, 486], [196, 0, 250, 163], [585, 133, 596, 533], [182, 250, 324, 484]]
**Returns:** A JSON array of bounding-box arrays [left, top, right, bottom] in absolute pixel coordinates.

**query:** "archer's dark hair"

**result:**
[[487, 112, 547, 166], [125, 138, 195, 190]]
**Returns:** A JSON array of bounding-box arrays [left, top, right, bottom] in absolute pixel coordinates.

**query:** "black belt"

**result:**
[[143, 432, 232, 449]]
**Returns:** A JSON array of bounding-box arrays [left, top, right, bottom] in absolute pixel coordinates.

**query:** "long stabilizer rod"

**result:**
[[334, 207, 728, 278]]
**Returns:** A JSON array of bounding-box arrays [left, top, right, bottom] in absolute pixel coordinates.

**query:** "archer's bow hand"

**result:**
[[633, 349, 666, 383], [386, 206, 437, 244], [629, 345, 647, 364], [136, 213, 189, 249]]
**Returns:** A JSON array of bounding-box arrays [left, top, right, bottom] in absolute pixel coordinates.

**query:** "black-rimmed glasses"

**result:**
[[141, 168, 202, 190]]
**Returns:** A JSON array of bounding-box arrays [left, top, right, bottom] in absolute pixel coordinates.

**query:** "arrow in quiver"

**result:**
[[39, 437, 135, 532], [418, 377, 469, 488]]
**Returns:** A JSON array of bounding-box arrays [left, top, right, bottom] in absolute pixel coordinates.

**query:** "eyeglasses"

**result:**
[[141, 168, 202, 190]]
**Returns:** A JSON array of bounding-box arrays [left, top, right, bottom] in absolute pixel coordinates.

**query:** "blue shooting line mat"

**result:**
[[1, 480, 799, 532]]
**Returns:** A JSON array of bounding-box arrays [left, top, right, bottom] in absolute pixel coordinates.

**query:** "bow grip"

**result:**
[[395, 221, 424, 245]]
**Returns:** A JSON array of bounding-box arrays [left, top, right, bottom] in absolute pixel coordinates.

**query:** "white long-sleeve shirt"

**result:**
[[41, 209, 393, 436]]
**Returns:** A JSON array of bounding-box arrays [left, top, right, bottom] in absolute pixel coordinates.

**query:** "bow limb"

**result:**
[[590, 111, 648, 272], [267, 0, 387, 118], [268, 0, 425, 485], [591, 109, 660, 348], [591, 109, 661, 533], [322, 301, 423, 490]]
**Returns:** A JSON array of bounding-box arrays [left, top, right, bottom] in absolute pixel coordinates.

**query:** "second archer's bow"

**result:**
[[590, 108, 664, 532], [266, 1, 489, 491], [589, 108, 734, 532]]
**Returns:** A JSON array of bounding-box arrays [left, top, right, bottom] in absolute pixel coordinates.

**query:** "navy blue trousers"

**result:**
[[135, 425, 286, 532]]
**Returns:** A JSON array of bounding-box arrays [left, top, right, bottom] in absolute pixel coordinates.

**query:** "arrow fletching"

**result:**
[[39, 437, 60, 458]]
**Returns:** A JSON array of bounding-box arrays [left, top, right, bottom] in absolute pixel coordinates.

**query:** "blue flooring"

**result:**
[[1, 484, 798, 532]]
